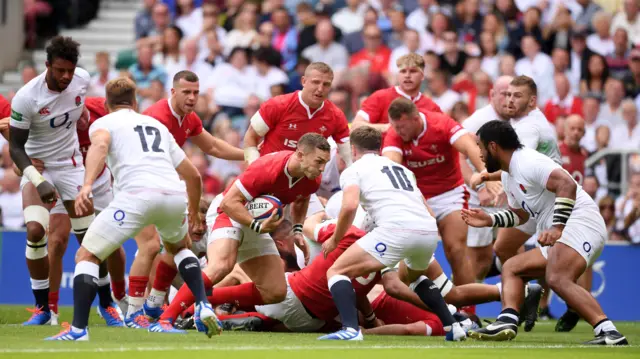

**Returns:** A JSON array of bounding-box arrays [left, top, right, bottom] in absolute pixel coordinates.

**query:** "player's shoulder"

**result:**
[[73, 67, 91, 83], [142, 98, 169, 116], [85, 97, 107, 116], [12, 73, 45, 106], [253, 150, 291, 169], [268, 92, 298, 107]]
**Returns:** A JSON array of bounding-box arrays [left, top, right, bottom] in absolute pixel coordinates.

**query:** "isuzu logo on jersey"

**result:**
[[407, 155, 445, 168], [284, 138, 297, 148]]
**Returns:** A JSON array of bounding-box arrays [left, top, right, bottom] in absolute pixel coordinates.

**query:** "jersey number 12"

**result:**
[[381, 165, 414, 191], [134, 125, 164, 153]]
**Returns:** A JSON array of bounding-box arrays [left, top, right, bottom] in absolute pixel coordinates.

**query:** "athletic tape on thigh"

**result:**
[[70, 214, 95, 234], [408, 275, 429, 291], [25, 236, 48, 260], [432, 273, 453, 297]]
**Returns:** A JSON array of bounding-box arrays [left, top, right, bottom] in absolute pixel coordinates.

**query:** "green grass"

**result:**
[[0, 305, 638, 359]]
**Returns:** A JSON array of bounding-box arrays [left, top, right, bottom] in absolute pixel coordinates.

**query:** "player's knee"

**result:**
[[259, 282, 287, 304], [139, 237, 161, 257], [501, 257, 519, 276], [75, 246, 100, 264], [70, 214, 95, 237], [47, 233, 69, 258], [205, 258, 234, 280], [544, 271, 567, 292]]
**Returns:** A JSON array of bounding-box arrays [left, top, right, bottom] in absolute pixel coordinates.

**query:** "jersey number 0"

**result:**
[[381, 165, 414, 191], [134, 125, 164, 153]]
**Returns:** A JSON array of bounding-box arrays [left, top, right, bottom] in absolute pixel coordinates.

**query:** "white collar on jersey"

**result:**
[[297, 91, 325, 119], [284, 157, 304, 188], [395, 86, 422, 102], [167, 97, 185, 126], [413, 112, 428, 146]]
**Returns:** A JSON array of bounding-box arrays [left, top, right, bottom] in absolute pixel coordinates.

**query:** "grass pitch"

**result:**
[[0, 305, 638, 359]]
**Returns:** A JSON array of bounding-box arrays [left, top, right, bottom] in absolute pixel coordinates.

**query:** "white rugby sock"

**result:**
[[594, 319, 616, 335], [146, 289, 166, 308], [127, 297, 144, 318]]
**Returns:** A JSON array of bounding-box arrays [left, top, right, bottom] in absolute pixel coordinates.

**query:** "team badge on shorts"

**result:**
[[75, 96, 82, 107]]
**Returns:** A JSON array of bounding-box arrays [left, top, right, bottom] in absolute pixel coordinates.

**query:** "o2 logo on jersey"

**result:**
[[284, 139, 297, 149], [374, 242, 387, 257], [113, 210, 125, 227], [355, 272, 377, 285], [521, 201, 538, 219], [49, 113, 73, 129], [406, 155, 445, 168]]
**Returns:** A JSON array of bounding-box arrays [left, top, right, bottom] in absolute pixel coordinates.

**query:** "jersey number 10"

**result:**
[[134, 125, 164, 153], [381, 165, 414, 191]]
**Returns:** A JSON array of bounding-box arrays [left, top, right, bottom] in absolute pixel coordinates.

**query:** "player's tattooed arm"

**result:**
[[8, 126, 33, 172]]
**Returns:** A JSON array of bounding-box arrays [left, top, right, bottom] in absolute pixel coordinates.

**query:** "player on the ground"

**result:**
[[9, 36, 97, 325], [149, 133, 331, 333], [351, 53, 441, 134], [555, 114, 593, 333], [243, 62, 352, 218], [320, 126, 465, 341], [462, 120, 628, 345], [126, 71, 244, 328], [45, 77, 219, 341], [460, 75, 512, 281], [382, 98, 493, 293]]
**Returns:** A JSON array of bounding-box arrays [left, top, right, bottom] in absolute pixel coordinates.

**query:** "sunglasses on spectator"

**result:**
[[365, 33, 381, 39]]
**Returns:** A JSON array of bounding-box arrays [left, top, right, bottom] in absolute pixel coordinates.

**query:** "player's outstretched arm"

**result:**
[[302, 211, 326, 241], [351, 113, 390, 133], [191, 130, 244, 161]]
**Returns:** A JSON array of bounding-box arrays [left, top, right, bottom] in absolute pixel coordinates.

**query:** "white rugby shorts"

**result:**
[[426, 185, 469, 221]]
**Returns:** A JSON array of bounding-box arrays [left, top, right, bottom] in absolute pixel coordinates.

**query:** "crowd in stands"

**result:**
[[2, 0, 640, 244]]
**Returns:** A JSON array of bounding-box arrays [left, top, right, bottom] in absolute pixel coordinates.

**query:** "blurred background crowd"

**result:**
[[1, 0, 640, 243]]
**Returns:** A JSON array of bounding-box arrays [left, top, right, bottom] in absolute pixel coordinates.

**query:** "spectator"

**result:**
[[580, 93, 605, 152], [342, 7, 379, 54], [302, 20, 350, 75], [135, 0, 157, 40], [165, 38, 213, 95], [599, 195, 623, 240], [234, 94, 261, 132], [610, 0, 640, 46], [200, 29, 225, 65], [551, 48, 579, 94], [597, 77, 626, 126], [560, 114, 589, 185], [470, 70, 492, 110], [479, 31, 500, 81], [332, 0, 367, 35], [498, 53, 517, 77], [206, 47, 255, 117], [625, 48, 640, 98], [580, 53, 609, 96], [129, 44, 168, 103], [141, 2, 172, 44], [611, 99, 640, 148], [515, 35, 554, 105], [8, 62, 39, 101], [544, 73, 584, 124], [542, 5, 573, 54], [197, 2, 227, 61], [0, 170, 23, 229], [349, 24, 391, 76], [138, 79, 167, 112], [555, 115, 566, 142], [607, 28, 631, 77], [156, 25, 184, 68], [421, 12, 450, 55], [88, 52, 119, 98], [175, 0, 204, 39], [271, 7, 298, 71], [222, 0, 246, 32], [453, 0, 483, 43], [508, 6, 544, 59], [450, 101, 470, 123], [388, 29, 421, 77], [386, 10, 408, 50], [482, 12, 509, 52], [249, 47, 289, 101], [328, 87, 352, 119], [583, 173, 606, 202], [428, 69, 461, 113], [616, 173, 640, 243], [570, 29, 593, 91], [224, 6, 259, 56], [191, 151, 222, 196], [288, 57, 310, 93], [439, 30, 467, 76], [587, 11, 615, 56], [574, 0, 602, 33], [406, 0, 438, 34]]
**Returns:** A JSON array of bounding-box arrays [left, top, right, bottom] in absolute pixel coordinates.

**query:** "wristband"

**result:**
[[293, 224, 303, 234], [250, 219, 262, 233], [552, 197, 575, 226], [491, 209, 520, 227], [23, 166, 45, 187], [364, 312, 376, 322]]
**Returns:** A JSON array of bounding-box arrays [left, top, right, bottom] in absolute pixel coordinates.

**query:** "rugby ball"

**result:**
[[246, 195, 283, 221]]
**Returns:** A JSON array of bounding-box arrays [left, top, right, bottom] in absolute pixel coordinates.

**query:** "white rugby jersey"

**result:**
[[502, 148, 595, 232], [10, 68, 89, 167], [339, 153, 436, 230], [89, 109, 186, 194], [510, 108, 561, 164]]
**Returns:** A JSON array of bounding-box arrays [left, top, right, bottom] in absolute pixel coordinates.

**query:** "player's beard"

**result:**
[[485, 151, 501, 173]]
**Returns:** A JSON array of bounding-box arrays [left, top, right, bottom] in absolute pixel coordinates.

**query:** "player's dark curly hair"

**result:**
[[476, 120, 523, 151], [46, 36, 80, 65]]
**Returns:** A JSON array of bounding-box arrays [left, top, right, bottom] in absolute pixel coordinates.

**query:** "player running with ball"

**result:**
[[462, 120, 628, 346]]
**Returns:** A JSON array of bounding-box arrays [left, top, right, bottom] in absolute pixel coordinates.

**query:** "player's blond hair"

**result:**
[[304, 62, 334, 77], [396, 53, 425, 70], [388, 97, 418, 121], [106, 77, 137, 109]]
